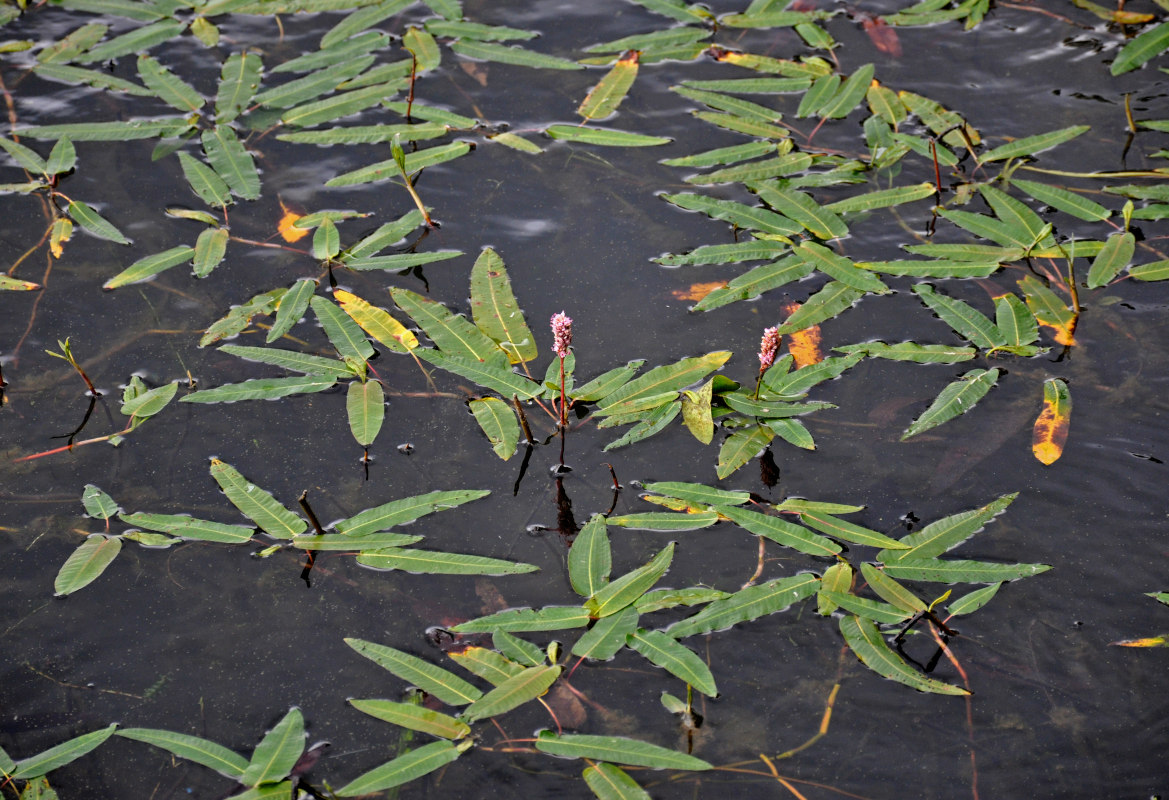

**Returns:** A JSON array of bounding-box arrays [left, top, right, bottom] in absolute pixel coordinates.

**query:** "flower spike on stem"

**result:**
[[755, 326, 780, 399], [550, 311, 572, 429]]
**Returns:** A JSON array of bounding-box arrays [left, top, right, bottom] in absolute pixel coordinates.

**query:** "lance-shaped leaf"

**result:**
[[859, 562, 925, 612], [883, 558, 1051, 583], [0, 137, 48, 173], [391, 287, 507, 367], [1086, 232, 1134, 288], [546, 125, 670, 146], [470, 397, 519, 459], [681, 379, 714, 443], [493, 631, 544, 667], [913, 284, 1005, 350], [776, 281, 865, 334], [312, 217, 340, 261], [347, 380, 384, 447], [461, 664, 561, 722], [178, 151, 231, 208], [798, 511, 906, 550], [667, 574, 819, 638], [717, 505, 840, 557], [36, 21, 108, 64], [402, 25, 440, 70], [425, 20, 537, 40], [215, 51, 261, 124], [607, 511, 719, 531], [572, 605, 639, 660], [1111, 21, 1169, 75], [597, 351, 730, 409], [451, 606, 592, 633], [656, 238, 787, 266], [583, 761, 652, 800], [840, 616, 968, 695], [587, 543, 674, 618], [947, 583, 1002, 616], [345, 638, 483, 705], [291, 533, 421, 551], [536, 732, 711, 771], [879, 493, 1017, 563], [825, 182, 935, 214], [310, 295, 374, 362], [693, 258, 813, 311], [418, 349, 542, 400], [54, 535, 122, 596], [203, 126, 260, 201], [76, 19, 188, 64], [356, 548, 538, 575], [1030, 377, 1072, 466], [572, 360, 644, 402], [11, 724, 118, 778], [627, 629, 717, 696], [717, 424, 774, 479], [209, 459, 305, 538], [350, 699, 470, 740], [644, 482, 750, 507], [117, 729, 247, 778], [121, 381, 178, 420], [579, 51, 639, 120], [1010, 178, 1110, 222], [181, 376, 337, 404], [979, 124, 1089, 162], [981, 186, 1053, 248], [451, 39, 583, 70], [835, 342, 975, 363], [283, 81, 406, 129], [764, 352, 861, 396], [68, 200, 129, 244], [218, 345, 351, 378], [661, 140, 777, 168], [861, 259, 1001, 278], [18, 117, 192, 141], [119, 514, 254, 544], [795, 242, 888, 294], [902, 368, 999, 440], [753, 183, 848, 240], [994, 293, 1038, 348], [822, 590, 913, 624], [636, 587, 729, 614], [273, 30, 390, 74], [570, 514, 611, 598], [336, 740, 466, 796], [138, 55, 203, 112], [662, 192, 801, 236], [331, 289, 417, 353], [334, 489, 490, 537], [448, 647, 526, 686], [469, 247, 536, 364], [241, 708, 304, 787], [256, 59, 374, 109]]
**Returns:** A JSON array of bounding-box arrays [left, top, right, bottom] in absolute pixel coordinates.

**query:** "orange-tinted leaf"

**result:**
[[1110, 636, 1168, 647], [862, 16, 901, 58], [278, 199, 309, 243], [1018, 275, 1076, 346], [1032, 378, 1071, 465], [671, 281, 726, 302], [782, 301, 823, 367]]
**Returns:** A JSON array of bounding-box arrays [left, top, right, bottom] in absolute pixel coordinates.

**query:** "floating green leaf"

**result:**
[[334, 489, 490, 537], [452, 606, 593, 633], [834, 342, 975, 363], [753, 184, 848, 240], [117, 729, 247, 778], [138, 54, 203, 112], [569, 514, 611, 598], [418, 350, 542, 400], [840, 616, 968, 695], [11, 725, 119, 778], [448, 647, 526, 685], [68, 200, 129, 245], [716, 424, 774, 479], [82, 484, 119, 521], [120, 381, 178, 419], [583, 761, 652, 800], [54, 536, 122, 596], [902, 368, 999, 440], [799, 511, 907, 549], [579, 52, 639, 120], [776, 281, 865, 334], [192, 227, 229, 278], [607, 512, 720, 531], [335, 741, 465, 797], [628, 629, 717, 696], [181, 376, 337, 404], [209, 459, 305, 538], [546, 125, 670, 146], [912, 284, 1006, 350], [717, 505, 840, 557], [76, 19, 188, 65], [462, 664, 561, 722], [946, 583, 1002, 616], [345, 638, 483, 706], [1086, 232, 1135, 288], [451, 39, 581, 70], [1110, 21, 1169, 75], [350, 699, 470, 740], [469, 397, 520, 460], [859, 562, 925, 612], [347, 380, 384, 447], [469, 247, 536, 364], [240, 707, 304, 787], [535, 732, 711, 771], [1010, 178, 1110, 222], [880, 493, 1017, 563], [883, 558, 1051, 583], [357, 548, 538, 575], [178, 151, 232, 208], [202, 126, 260, 201], [980, 125, 1089, 162], [587, 543, 674, 618], [667, 574, 819, 638], [121, 513, 255, 544], [19, 117, 192, 141], [311, 295, 374, 362]]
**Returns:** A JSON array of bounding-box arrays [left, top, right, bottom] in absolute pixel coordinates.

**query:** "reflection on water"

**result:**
[[1, 1, 1168, 798]]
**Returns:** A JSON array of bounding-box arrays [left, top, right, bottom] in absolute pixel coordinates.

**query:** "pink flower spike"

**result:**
[[758, 326, 780, 371], [551, 311, 573, 359]]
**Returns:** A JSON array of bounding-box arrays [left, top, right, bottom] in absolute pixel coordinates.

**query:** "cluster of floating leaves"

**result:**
[[3, 0, 1169, 797]]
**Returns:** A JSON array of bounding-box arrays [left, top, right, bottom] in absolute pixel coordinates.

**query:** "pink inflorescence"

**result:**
[[551, 311, 573, 359], [758, 326, 780, 371]]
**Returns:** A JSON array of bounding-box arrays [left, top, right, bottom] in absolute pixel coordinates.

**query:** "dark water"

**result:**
[[2, 1, 1169, 798]]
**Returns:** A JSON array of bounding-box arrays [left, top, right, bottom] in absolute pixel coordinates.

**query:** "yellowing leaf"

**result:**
[[781, 301, 823, 367], [50, 217, 73, 258], [1110, 636, 1168, 647], [333, 289, 419, 352], [1032, 378, 1071, 466], [671, 281, 726, 301], [278, 199, 309, 242]]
